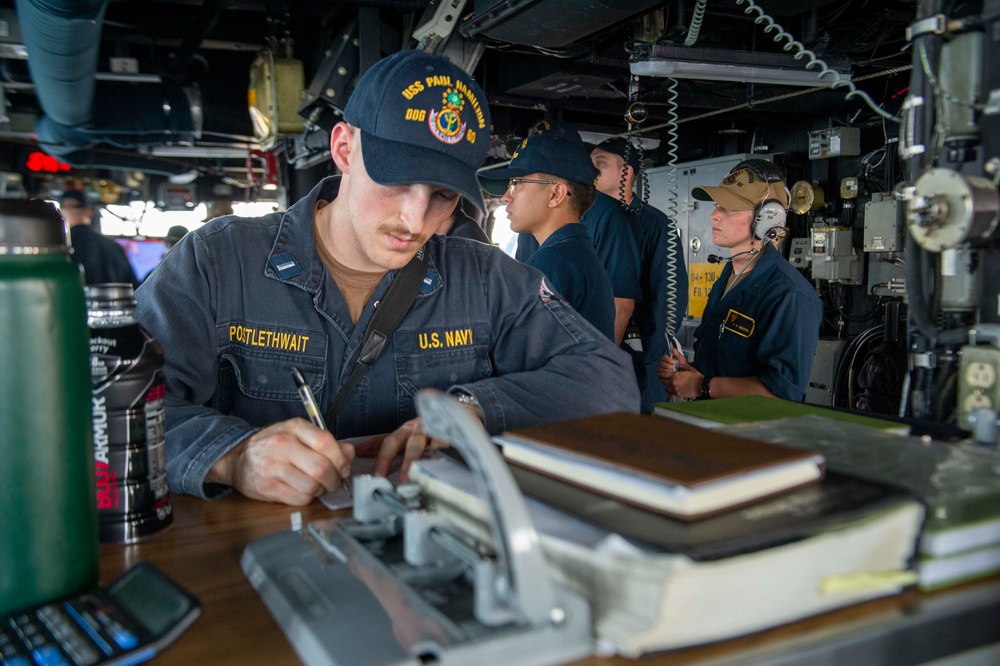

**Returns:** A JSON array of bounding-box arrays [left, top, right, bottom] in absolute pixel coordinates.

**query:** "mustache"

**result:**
[[379, 225, 428, 243]]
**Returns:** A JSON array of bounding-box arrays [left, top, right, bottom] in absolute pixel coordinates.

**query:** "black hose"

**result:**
[[833, 324, 885, 408]]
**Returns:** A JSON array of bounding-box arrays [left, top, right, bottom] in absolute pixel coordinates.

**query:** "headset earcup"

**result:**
[[753, 201, 787, 240]]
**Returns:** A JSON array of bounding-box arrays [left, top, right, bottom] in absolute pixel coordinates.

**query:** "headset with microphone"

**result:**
[[707, 225, 782, 263], [732, 159, 790, 242], [701, 160, 789, 264]]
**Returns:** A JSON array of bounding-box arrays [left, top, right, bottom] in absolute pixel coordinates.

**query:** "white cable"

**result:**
[[662, 76, 682, 339], [735, 0, 901, 123], [684, 0, 709, 47]]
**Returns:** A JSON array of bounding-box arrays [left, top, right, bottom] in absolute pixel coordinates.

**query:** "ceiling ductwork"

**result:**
[[461, 0, 662, 48], [0, 0, 916, 191], [34, 80, 203, 158], [17, 0, 106, 128], [16, 0, 202, 168]]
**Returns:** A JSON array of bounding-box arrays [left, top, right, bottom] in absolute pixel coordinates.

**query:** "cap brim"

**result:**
[[361, 131, 487, 214], [476, 164, 539, 197], [691, 185, 758, 211], [478, 177, 509, 198]]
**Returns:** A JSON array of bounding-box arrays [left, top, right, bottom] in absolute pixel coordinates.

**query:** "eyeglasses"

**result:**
[[507, 178, 557, 195]]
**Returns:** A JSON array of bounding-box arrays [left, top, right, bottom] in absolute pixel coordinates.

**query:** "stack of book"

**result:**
[[498, 411, 827, 521], [719, 414, 1000, 591], [412, 412, 925, 655]]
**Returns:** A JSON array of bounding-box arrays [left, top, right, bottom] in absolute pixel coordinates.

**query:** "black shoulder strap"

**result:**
[[324, 246, 430, 424]]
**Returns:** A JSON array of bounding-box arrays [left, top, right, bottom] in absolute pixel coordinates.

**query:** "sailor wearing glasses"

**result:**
[[512, 122, 641, 346], [480, 133, 616, 340]]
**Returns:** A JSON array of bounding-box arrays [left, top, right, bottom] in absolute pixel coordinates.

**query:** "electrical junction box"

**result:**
[[810, 226, 862, 283], [808, 127, 861, 159], [864, 197, 906, 252], [867, 256, 906, 298], [958, 345, 1000, 429]]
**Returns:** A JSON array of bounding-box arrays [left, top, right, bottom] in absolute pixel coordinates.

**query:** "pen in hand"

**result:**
[[291, 366, 351, 496]]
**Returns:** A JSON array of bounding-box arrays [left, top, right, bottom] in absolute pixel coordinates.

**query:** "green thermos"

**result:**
[[0, 198, 98, 615]]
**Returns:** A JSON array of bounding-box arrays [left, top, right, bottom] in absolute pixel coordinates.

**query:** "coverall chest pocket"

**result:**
[[715, 309, 758, 368], [216, 325, 327, 424], [394, 324, 491, 397]]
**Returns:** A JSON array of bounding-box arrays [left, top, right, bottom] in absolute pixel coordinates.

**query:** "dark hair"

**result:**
[[565, 179, 596, 217], [60, 189, 88, 207]]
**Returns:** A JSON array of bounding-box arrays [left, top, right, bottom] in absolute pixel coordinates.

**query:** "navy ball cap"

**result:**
[[594, 137, 642, 171], [344, 50, 492, 213], [478, 133, 596, 187]]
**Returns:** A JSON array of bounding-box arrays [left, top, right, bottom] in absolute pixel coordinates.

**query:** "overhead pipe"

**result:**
[[16, 0, 108, 128], [35, 80, 202, 158], [18, 0, 200, 158]]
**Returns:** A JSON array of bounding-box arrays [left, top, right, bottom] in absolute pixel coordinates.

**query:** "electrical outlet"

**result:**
[[965, 361, 996, 389], [958, 346, 1000, 429], [964, 391, 993, 412]]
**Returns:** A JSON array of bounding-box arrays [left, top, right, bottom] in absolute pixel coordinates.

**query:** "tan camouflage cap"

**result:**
[[692, 166, 789, 211]]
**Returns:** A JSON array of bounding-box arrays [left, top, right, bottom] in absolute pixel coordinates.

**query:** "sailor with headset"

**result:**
[[658, 159, 822, 402]]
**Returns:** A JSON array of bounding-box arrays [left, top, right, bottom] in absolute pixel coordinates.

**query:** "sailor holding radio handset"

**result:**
[[590, 137, 690, 412], [135, 50, 638, 506], [658, 160, 821, 402]]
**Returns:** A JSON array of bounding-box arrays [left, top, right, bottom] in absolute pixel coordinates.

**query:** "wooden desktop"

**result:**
[[99, 494, 1000, 665]]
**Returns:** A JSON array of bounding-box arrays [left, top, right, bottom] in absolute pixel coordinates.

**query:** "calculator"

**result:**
[[1, 562, 200, 666]]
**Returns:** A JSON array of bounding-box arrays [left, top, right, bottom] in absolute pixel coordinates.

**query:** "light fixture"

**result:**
[[630, 45, 851, 89], [577, 131, 660, 151]]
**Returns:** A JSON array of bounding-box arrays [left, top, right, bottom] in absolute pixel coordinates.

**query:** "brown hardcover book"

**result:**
[[496, 412, 825, 521]]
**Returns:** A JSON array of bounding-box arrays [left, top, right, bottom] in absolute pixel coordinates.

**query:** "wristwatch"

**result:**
[[449, 389, 484, 422], [700, 375, 713, 400]]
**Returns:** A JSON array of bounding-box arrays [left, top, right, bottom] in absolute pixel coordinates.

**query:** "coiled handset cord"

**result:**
[[735, 0, 900, 123]]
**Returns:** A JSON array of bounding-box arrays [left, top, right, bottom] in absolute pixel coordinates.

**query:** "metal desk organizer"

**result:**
[[240, 390, 593, 666]]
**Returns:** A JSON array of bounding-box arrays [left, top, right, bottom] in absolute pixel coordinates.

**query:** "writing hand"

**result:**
[[208, 418, 355, 505]]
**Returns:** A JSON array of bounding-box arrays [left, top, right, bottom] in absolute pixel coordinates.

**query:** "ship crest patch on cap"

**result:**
[[428, 89, 467, 145], [724, 168, 757, 186], [400, 74, 485, 147]]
